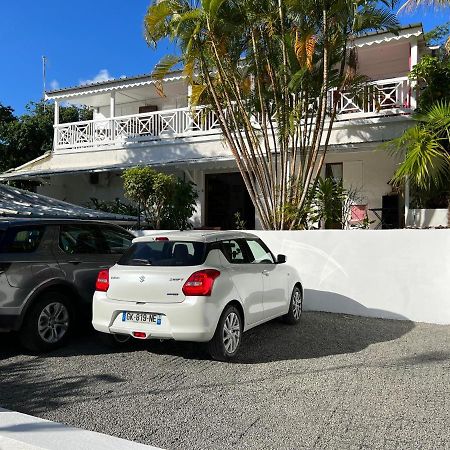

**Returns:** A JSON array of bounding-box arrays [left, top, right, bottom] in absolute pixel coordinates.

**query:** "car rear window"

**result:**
[[0, 226, 45, 253], [118, 240, 207, 266]]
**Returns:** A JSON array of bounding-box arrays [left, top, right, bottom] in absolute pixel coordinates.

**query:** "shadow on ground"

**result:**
[[0, 289, 415, 364], [0, 305, 417, 418]]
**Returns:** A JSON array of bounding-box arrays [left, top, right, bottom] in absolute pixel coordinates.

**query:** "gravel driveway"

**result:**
[[0, 312, 449, 450]]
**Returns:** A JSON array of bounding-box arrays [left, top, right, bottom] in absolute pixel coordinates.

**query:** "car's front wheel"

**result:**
[[20, 292, 73, 352], [208, 305, 243, 361], [283, 285, 303, 324]]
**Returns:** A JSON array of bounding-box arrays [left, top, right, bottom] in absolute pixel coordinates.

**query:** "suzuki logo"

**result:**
[[139, 275, 145, 283]]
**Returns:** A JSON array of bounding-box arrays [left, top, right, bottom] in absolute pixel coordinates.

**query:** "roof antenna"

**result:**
[[42, 56, 47, 111]]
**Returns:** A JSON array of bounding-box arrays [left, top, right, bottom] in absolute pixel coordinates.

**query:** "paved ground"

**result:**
[[0, 312, 449, 450]]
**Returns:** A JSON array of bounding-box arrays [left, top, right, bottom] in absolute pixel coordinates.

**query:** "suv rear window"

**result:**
[[119, 241, 207, 266], [0, 226, 45, 253]]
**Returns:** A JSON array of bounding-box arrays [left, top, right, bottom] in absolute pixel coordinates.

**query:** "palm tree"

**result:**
[[398, 0, 450, 52], [388, 101, 450, 225], [144, 0, 399, 229], [398, 0, 449, 12]]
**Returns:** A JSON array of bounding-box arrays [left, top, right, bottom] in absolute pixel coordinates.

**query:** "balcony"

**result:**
[[54, 77, 413, 152]]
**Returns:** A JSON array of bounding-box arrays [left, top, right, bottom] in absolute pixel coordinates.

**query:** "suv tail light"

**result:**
[[96, 269, 110, 292], [182, 269, 220, 296]]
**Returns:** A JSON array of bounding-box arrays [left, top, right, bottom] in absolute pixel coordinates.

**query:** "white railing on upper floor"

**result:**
[[332, 76, 412, 119], [54, 76, 412, 151], [55, 105, 222, 150]]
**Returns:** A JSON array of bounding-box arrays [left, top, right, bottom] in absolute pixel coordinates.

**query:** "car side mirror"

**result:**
[[277, 254, 286, 264]]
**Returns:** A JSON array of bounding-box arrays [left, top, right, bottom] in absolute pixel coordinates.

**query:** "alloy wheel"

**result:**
[[292, 289, 302, 320], [222, 312, 241, 354], [37, 302, 70, 344]]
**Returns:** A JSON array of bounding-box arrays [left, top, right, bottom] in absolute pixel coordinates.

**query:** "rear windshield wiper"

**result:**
[[129, 259, 152, 266]]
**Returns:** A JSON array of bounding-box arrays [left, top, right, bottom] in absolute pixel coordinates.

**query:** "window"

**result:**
[[220, 239, 249, 264], [59, 225, 106, 255], [119, 241, 206, 266], [325, 163, 343, 183], [246, 239, 275, 264], [0, 226, 45, 253], [99, 226, 133, 255]]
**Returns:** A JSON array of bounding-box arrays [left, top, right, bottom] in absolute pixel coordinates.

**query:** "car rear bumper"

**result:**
[[92, 292, 221, 342]]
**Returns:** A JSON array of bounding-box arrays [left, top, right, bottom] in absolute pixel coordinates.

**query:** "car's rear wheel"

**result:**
[[208, 305, 242, 361], [20, 292, 73, 352], [283, 285, 303, 324]]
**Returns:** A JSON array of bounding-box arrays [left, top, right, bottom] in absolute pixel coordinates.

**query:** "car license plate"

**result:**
[[122, 312, 162, 325]]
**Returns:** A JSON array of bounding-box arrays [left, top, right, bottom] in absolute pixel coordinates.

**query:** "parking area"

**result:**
[[0, 311, 449, 450]]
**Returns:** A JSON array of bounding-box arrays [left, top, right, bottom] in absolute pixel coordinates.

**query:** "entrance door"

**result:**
[[205, 172, 255, 229]]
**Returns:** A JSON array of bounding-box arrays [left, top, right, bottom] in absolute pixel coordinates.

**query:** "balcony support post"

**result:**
[[110, 91, 116, 118], [409, 38, 418, 110], [110, 91, 116, 141], [53, 100, 59, 151]]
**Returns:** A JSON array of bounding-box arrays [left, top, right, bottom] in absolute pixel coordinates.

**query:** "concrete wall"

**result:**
[[250, 230, 450, 324], [408, 209, 448, 228]]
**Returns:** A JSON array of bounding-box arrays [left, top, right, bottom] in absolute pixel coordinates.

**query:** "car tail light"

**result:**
[[155, 237, 169, 241], [182, 269, 220, 296], [95, 269, 109, 292]]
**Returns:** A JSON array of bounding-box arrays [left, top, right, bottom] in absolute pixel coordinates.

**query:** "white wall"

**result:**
[[133, 229, 450, 324], [408, 209, 448, 228], [252, 230, 450, 324]]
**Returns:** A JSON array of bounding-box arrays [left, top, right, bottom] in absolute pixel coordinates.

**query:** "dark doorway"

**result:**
[[205, 172, 255, 229]]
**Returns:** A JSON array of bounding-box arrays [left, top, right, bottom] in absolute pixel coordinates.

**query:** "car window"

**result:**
[[0, 226, 45, 253], [220, 239, 250, 264], [59, 224, 107, 255], [99, 226, 133, 254], [119, 241, 206, 266], [246, 239, 275, 264]]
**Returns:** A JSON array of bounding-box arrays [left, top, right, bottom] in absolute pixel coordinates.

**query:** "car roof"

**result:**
[[0, 218, 131, 230], [133, 230, 260, 244]]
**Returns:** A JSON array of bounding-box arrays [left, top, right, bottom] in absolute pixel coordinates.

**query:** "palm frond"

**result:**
[[144, 0, 181, 46], [389, 126, 450, 189], [152, 55, 182, 97], [398, 0, 450, 14]]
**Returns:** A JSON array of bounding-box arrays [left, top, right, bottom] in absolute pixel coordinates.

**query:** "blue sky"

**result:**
[[0, 1, 447, 115]]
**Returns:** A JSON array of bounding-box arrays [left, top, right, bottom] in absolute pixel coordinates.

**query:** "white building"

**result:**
[[1, 24, 430, 229]]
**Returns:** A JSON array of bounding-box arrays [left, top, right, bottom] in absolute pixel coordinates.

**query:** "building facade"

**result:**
[[1, 25, 429, 229]]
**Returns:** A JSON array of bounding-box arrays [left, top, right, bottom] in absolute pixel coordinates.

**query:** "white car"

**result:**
[[92, 231, 303, 361]]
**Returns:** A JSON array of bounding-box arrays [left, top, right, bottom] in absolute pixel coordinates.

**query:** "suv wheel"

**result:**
[[20, 292, 73, 352], [208, 305, 243, 362]]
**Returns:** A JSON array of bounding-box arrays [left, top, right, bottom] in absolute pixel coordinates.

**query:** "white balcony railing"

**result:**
[[54, 77, 412, 151], [55, 106, 222, 150], [332, 76, 412, 119]]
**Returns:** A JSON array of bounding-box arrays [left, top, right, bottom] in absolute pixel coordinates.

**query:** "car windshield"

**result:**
[[118, 240, 207, 267]]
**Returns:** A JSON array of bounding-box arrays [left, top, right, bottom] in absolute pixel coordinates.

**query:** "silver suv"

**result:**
[[0, 219, 134, 351]]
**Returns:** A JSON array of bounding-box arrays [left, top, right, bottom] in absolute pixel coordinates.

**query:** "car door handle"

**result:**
[[262, 270, 270, 276], [68, 260, 82, 265]]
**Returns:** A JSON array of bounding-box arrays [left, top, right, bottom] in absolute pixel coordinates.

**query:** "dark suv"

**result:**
[[0, 219, 134, 351]]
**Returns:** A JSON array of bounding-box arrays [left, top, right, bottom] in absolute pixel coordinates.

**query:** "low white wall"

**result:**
[[133, 229, 450, 324], [408, 208, 448, 228], [253, 230, 450, 324]]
